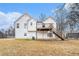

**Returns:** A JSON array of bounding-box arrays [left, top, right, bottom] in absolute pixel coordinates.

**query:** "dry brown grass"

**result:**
[[0, 39, 79, 56]]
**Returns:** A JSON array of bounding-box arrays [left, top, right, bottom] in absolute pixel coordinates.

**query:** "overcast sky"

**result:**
[[0, 3, 63, 30]]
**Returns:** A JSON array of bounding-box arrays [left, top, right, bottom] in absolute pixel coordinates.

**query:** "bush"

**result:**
[[32, 36, 35, 40]]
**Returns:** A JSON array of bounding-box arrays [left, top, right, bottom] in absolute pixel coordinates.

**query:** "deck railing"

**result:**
[[37, 23, 53, 31], [37, 23, 53, 29]]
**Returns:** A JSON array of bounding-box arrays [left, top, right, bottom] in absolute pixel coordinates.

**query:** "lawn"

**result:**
[[0, 39, 79, 56]]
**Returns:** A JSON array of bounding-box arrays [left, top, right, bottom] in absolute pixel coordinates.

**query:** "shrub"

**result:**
[[32, 36, 35, 40]]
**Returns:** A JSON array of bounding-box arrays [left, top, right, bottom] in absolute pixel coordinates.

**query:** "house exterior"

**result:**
[[15, 13, 56, 40]]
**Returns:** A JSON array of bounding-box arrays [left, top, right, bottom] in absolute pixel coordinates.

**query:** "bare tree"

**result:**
[[0, 29, 5, 38], [5, 26, 15, 38], [39, 13, 47, 21], [66, 3, 79, 33], [54, 4, 66, 38]]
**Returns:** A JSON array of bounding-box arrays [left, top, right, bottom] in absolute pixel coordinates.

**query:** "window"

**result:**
[[17, 23, 19, 28], [42, 24, 45, 28], [24, 23, 27, 28], [24, 33, 27, 36], [47, 31, 53, 37], [47, 32, 53, 37]]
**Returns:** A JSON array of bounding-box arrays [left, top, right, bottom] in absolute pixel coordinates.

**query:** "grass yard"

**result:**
[[0, 39, 79, 56]]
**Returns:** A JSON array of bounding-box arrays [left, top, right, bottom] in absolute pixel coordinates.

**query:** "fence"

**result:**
[[66, 33, 79, 39]]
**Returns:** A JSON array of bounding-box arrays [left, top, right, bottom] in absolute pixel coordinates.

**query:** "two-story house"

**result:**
[[15, 13, 56, 40]]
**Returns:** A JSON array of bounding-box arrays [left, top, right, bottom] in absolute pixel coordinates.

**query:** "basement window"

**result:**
[[24, 33, 27, 36], [17, 23, 19, 28], [47, 33, 53, 37]]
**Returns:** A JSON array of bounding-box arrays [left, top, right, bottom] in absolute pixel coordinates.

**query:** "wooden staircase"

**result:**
[[49, 24, 64, 40], [53, 31, 64, 40]]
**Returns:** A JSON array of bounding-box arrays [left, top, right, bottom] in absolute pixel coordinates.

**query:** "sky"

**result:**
[[0, 3, 64, 30]]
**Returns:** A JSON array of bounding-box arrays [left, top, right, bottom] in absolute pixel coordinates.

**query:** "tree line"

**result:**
[[0, 26, 15, 38], [54, 3, 79, 39]]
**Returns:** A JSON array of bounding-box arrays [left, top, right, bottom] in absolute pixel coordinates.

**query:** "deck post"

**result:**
[[36, 22, 37, 40]]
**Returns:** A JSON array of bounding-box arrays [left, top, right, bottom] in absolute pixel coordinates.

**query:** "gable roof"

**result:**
[[14, 13, 32, 24], [43, 16, 56, 23], [14, 13, 56, 25]]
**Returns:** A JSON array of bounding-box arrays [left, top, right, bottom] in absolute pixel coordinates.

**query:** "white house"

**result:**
[[15, 13, 56, 40]]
